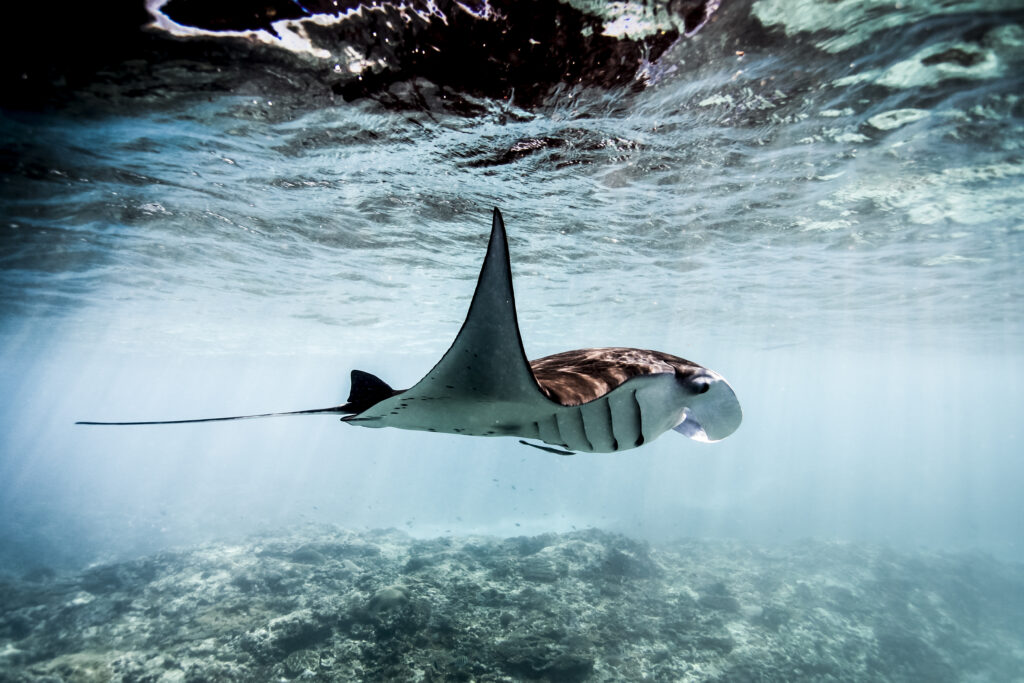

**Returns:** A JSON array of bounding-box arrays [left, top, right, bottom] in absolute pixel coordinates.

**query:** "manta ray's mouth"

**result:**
[[674, 408, 711, 442], [673, 379, 743, 443]]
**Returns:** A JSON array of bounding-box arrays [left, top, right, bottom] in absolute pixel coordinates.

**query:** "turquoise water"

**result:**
[[0, 4, 1023, 676], [2, 0, 1022, 566]]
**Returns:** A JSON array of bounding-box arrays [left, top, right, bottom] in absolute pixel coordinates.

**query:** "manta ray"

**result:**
[[79, 209, 741, 453]]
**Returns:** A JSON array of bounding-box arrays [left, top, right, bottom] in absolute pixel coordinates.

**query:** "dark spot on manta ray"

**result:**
[[76, 209, 741, 452]]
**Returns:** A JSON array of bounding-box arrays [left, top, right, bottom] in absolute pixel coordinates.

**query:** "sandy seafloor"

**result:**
[[1, 526, 1022, 682]]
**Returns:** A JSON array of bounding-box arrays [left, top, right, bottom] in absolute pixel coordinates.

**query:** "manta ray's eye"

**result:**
[[691, 376, 711, 394]]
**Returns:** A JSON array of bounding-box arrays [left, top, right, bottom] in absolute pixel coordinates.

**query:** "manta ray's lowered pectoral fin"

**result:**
[[519, 440, 576, 456]]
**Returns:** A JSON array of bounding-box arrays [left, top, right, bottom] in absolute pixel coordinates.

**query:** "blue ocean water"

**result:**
[[1, 0, 1022, 567], [1, 3, 1023, 673]]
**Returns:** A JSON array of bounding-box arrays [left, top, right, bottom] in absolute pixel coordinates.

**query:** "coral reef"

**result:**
[[1, 527, 1021, 681]]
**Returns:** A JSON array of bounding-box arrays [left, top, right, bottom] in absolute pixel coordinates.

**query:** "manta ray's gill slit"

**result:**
[[573, 407, 598, 453], [605, 400, 619, 451], [581, 405, 610, 454], [631, 390, 645, 448], [550, 415, 563, 447], [555, 409, 592, 452], [535, 414, 562, 447], [580, 399, 617, 453]]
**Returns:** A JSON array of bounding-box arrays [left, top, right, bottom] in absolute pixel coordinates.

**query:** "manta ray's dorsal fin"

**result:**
[[343, 369, 398, 412], [403, 208, 548, 404]]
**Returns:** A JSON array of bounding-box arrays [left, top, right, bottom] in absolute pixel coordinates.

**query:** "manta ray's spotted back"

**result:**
[[79, 208, 741, 452]]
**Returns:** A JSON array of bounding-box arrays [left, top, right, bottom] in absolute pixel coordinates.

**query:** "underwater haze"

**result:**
[[1, 0, 1023, 680]]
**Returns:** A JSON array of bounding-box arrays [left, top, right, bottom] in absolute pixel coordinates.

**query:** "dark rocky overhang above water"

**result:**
[[0, 0, 721, 112]]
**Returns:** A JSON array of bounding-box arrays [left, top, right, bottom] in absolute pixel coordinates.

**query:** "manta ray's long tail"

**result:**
[[76, 406, 352, 426], [76, 369, 398, 426]]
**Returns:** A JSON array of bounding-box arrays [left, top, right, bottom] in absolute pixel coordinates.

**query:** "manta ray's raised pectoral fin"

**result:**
[[400, 208, 549, 405], [346, 208, 555, 434]]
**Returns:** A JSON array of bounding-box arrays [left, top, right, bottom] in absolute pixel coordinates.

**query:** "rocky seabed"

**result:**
[[1, 527, 1022, 682]]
